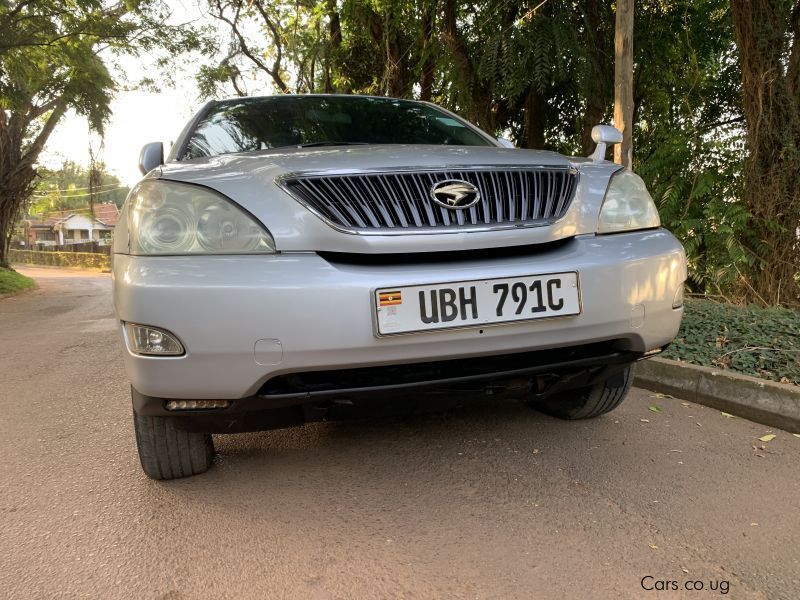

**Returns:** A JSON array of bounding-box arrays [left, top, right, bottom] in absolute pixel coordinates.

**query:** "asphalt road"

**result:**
[[2, 265, 800, 599]]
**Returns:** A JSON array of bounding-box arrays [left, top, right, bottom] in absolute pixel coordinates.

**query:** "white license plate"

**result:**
[[375, 272, 580, 335]]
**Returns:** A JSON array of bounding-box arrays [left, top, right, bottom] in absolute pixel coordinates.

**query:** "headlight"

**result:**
[[128, 180, 275, 255], [597, 170, 660, 234]]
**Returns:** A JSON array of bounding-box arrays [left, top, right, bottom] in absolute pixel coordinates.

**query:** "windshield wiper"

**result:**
[[295, 141, 369, 148]]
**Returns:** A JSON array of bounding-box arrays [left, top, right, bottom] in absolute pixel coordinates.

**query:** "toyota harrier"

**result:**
[[113, 95, 686, 479]]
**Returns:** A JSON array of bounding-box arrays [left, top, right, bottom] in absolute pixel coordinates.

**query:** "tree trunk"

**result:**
[[614, 0, 634, 167], [522, 87, 546, 149], [324, 0, 341, 93], [581, 0, 613, 155], [0, 102, 67, 266], [730, 0, 800, 305], [441, 0, 496, 131], [419, 0, 435, 102], [383, 10, 409, 97]]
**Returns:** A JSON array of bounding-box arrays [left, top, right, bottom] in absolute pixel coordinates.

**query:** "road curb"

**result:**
[[634, 357, 800, 432]]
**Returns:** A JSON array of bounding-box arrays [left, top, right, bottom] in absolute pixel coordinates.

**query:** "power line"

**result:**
[[30, 185, 129, 200], [35, 181, 125, 194]]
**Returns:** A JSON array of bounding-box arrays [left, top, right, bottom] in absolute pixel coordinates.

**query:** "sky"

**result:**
[[39, 1, 270, 188]]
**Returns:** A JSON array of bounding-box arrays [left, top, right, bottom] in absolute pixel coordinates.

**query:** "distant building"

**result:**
[[18, 203, 120, 247]]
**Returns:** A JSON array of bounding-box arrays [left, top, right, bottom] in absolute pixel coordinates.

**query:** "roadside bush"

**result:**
[[9, 249, 110, 270], [664, 298, 800, 384]]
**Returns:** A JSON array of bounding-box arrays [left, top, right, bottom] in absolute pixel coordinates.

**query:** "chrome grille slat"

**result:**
[[504, 171, 515, 221], [394, 175, 423, 227], [407, 173, 438, 226], [368, 178, 395, 227], [318, 178, 365, 227], [281, 167, 578, 233], [518, 170, 529, 221]]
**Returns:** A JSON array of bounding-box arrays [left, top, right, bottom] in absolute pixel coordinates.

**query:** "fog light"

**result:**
[[125, 323, 184, 356], [672, 285, 685, 309], [165, 400, 231, 411]]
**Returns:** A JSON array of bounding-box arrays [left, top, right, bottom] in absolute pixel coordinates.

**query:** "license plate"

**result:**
[[375, 272, 580, 335]]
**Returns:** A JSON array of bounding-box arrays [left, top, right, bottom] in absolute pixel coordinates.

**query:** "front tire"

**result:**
[[133, 412, 215, 480], [529, 363, 635, 420]]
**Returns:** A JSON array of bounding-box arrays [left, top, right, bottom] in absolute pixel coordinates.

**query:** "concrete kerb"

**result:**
[[634, 357, 800, 433]]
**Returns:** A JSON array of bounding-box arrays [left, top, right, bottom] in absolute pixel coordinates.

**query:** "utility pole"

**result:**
[[614, 0, 634, 168]]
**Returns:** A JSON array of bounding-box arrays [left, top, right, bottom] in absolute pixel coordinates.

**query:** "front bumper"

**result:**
[[113, 229, 686, 401], [132, 342, 649, 432]]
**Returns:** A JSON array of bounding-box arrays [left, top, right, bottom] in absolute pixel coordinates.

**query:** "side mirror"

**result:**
[[138, 142, 164, 175], [589, 125, 623, 162], [497, 137, 515, 149]]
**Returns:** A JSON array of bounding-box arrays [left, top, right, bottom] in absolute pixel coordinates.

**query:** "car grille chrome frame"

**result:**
[[277, 166, 579, 235]]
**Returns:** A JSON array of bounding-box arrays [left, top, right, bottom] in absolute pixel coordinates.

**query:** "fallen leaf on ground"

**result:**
[[650, 393, 674, 399], [648, 405, 663, 413], [649, 544, 658, 550], [721, 412, 736, 418], [759, 434, 777, 442], [751, 523, 758, 527]]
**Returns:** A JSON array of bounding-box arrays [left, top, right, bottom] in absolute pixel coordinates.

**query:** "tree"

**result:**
[[614, 0, 634, 166], [195, 0, 773, 302], [28, 160, 129, 215], [730, 0, 800, 305], [0, 1, 206, 266]]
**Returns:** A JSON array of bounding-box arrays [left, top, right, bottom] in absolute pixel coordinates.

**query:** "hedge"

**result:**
[[9, 249, 110, 270], [663, 298, 800, 385]]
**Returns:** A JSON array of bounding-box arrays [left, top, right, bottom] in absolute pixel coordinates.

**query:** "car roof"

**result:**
[[212, 94, 419, 106]]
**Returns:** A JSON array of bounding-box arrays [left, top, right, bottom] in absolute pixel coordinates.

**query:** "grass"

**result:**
[[663, 298, 800, 385], [0, 266, 36, 296]]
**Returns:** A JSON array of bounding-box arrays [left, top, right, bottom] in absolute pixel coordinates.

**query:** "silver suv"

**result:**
[[113, 95, 686, 479]]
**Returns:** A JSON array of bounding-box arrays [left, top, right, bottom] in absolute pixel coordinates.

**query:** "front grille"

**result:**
[[279, 167, 578, 233]]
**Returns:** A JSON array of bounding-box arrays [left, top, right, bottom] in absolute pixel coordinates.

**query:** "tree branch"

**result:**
[[16, 101, 68, 176], [209, 0, 289, 93]]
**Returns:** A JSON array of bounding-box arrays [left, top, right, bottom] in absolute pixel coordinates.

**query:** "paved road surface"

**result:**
[[2, 266, 799, 599]]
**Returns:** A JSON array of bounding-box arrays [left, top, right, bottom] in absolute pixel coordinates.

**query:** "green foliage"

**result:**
[[0, 1, 210, 264], [0, 266, 36, 294], [9, 249, 110, 270], [0, 1, 206, 133], [664, 299, 800, 384], [28, 160, 129, 214], [632, 0, 750, 299]]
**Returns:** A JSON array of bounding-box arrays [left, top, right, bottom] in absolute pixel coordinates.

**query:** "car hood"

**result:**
[[155, 145, 618, 254], [161, 144, 577, 176]]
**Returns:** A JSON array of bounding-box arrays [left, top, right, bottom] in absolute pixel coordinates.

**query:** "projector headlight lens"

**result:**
[[128, 180, 275, 254]]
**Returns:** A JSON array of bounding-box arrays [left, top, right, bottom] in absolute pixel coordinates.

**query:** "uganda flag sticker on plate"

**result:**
[[378, 290, 402, 307]]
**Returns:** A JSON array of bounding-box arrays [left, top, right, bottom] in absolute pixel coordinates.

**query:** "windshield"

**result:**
[[181, 96, 493, 159]]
